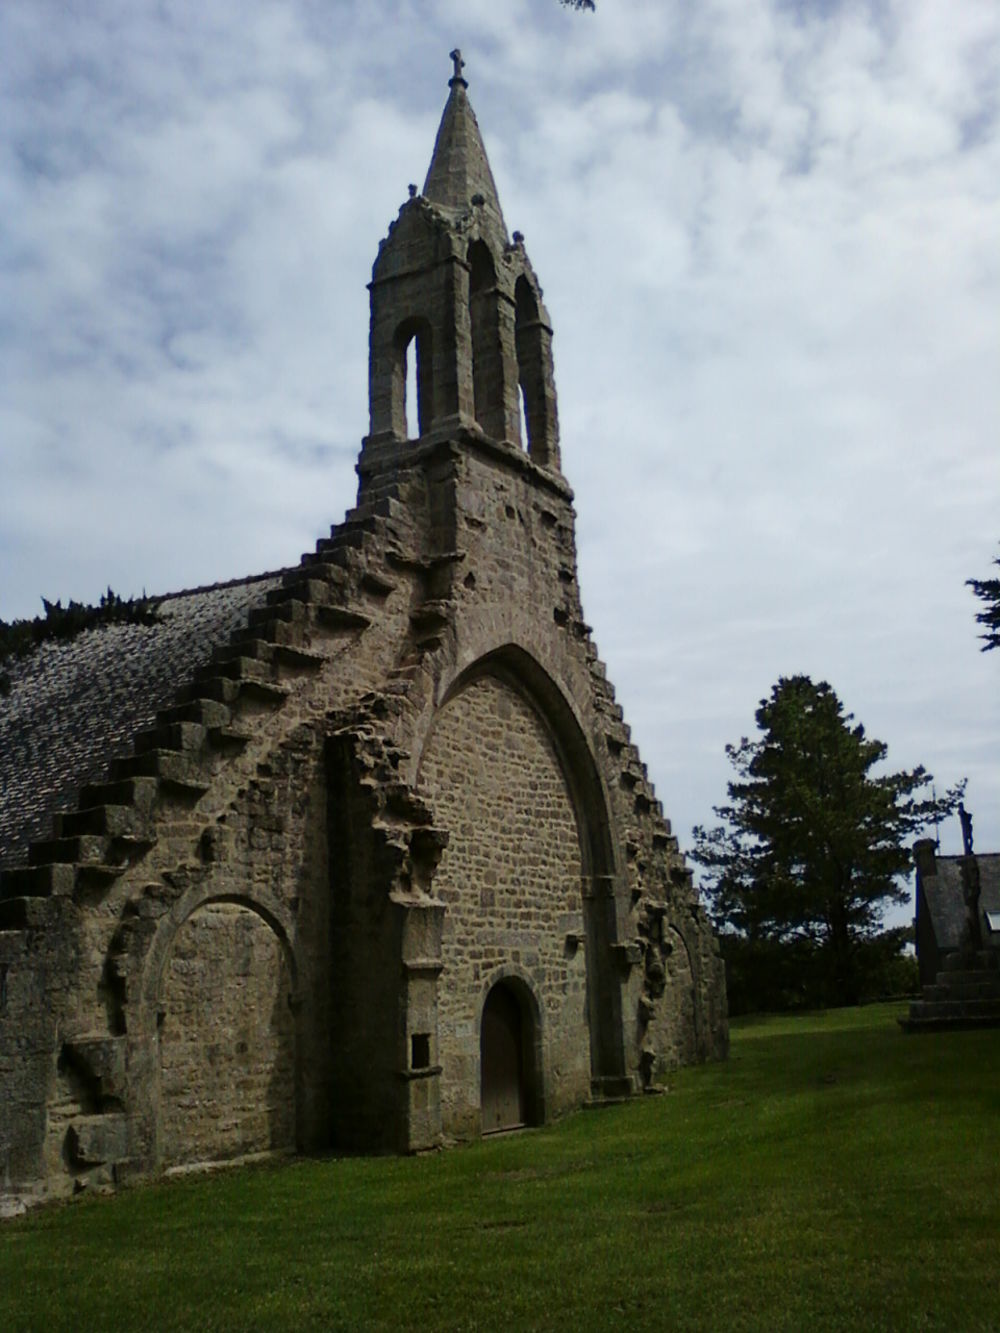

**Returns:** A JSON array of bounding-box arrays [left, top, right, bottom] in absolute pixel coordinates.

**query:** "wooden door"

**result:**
[[481, 983, 526, 1133]]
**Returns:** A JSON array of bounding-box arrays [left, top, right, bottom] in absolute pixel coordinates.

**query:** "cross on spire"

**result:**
[[449, 48, 467, 88]]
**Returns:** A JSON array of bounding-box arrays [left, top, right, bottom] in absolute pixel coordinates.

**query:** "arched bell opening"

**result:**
[[467, 240, 507, 442], [514, 276, 558, 467], [392, 316, 435, 440], [479, 976, 541, 1134]]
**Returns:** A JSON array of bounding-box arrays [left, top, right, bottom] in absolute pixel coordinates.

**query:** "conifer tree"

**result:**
[[692, 675, 963, 1006], [968, 546, 1000, 651]]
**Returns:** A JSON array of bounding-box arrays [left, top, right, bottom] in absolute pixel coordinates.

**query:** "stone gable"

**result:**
[[0, 56, 727, 1208]]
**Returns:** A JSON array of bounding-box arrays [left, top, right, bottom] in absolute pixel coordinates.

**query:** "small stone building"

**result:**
[[913, 840, 1000, 986], [0, 56, 727, 1206]]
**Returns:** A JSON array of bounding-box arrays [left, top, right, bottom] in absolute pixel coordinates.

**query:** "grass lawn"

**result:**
[[2, 1002, 999, 1331]]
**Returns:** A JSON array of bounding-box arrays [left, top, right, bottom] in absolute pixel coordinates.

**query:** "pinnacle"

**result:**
[[422, 52, 507, 237]]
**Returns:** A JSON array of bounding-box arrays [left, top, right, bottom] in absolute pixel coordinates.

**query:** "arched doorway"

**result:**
[[480, 981, 535, 1134], [158, 900, 296, 1168]]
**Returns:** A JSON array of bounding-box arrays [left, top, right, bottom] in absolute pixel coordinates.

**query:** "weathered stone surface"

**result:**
[[417, 671, 590, 1136], [67, 1114, 128, 1168], [0, 56, 727, 1207]]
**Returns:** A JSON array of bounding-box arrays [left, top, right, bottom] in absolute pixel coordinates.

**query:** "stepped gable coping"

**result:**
[[0, 567, 293, 870], [921, 853, 1000, 952]]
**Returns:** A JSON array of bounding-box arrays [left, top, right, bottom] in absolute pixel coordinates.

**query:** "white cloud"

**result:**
[[1, 0, 998, 923]]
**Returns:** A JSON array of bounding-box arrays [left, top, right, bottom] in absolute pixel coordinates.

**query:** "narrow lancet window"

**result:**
[[514, 276, 557, 466], [393, 317, 434, 440]]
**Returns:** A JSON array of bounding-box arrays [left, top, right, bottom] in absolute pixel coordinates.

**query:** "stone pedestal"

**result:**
[[900, 949, 1000, 1032]]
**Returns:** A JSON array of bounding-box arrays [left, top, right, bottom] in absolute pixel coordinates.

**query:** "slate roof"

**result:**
[[0, 571, 285, 870], [920, 854, 1000, 950]]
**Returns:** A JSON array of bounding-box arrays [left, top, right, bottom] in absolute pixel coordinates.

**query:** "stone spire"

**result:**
[[365, 52, 559, 466], [422, 49, 508, 238]]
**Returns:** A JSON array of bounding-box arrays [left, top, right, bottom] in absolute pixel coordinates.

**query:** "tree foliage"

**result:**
[[0, 588, 161, 696], [968, 546, 1000, 651], [559, 0, 595, 9], [692, 675, 962, 1008]]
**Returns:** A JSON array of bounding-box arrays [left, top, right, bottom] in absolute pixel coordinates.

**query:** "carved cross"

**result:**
[[450, 48, 465, 82]]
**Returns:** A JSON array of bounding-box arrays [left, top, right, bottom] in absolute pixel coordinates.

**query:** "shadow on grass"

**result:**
[[3, 1002, 999, 1332]]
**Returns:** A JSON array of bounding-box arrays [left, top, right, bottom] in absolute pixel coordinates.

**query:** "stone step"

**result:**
[[270, 577, 337, 608], [282, 562, 349, 591], [312, 535, 384, 570], [157, 698, 234, 729], [76, 777, 159, 814], [273, 643, 326, 672], [58, 804, 151, 840], [923, 978, 1000, 1002], [206, 725, 252, 753], [30, 834, 109, 867], [19, 829, 155, 884], [900, 1007, 1000, 1033], [103, 759, 209, 805], [193, 656, 276, 687], [0, 897, 53, 930], [234, 618, 308, 650], [316, 527, 367, 556], [907, 997, 1000, 1021], [316, 606, 371, 633], [176, 677, 241, 707], [134, 721, 207, 756], [212, 639, 275, 667], [236, 678, 290, 705], [355, 474, 401, 500], [596, 698, 624, 723], [111, 750, 204, 785], [347, 493, 401, 521], [75, 862, 130, 893], [0, 863, 75, 900], [247, 600, 309, 630]]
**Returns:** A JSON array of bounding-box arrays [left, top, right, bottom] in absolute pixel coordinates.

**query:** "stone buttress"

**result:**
[[0, 54, 726, 1208]]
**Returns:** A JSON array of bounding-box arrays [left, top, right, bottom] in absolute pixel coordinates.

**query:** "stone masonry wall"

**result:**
[[416, 672, 590, 1138], [1, 105, 729, 1201], [159, 902, 295, 1168]]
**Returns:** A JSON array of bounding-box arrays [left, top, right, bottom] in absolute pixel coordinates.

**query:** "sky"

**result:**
[[2, 0, 998, 926]]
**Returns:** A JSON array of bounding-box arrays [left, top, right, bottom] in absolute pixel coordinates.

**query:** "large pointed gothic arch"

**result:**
[[413, 644, 629, 1116]]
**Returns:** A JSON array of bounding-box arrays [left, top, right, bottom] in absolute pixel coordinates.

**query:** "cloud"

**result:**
[[1, 0, 997, 922]]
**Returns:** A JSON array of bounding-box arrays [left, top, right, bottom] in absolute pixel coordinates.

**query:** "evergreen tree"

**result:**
[[692, 675, 962, 1007], [968, 546, 1000, 651]]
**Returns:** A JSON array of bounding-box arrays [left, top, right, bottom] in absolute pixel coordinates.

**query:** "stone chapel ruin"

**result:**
[[0, 55, 727, 1206]]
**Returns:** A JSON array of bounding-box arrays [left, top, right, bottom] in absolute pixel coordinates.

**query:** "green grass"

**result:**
[[3, 1003, 999, 1331]]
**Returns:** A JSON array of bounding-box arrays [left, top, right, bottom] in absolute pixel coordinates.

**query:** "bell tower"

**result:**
[[364, 52, 560, 471]]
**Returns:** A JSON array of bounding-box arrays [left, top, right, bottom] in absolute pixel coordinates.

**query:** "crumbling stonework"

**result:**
[[0, 55, 726, 1208]]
